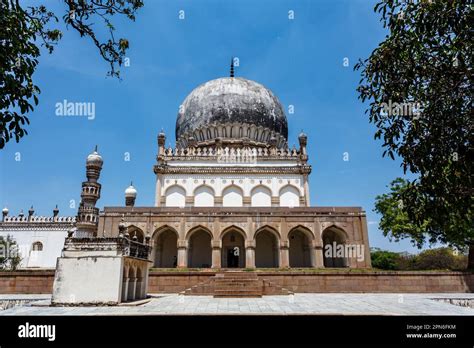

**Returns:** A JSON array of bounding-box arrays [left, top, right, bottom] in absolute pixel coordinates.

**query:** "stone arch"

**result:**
[[254, 226, 280, 268], [165, 185, 186, 207], [251, 185, 272, 207], [279, 185, 300, 207], [32, 241, 43, 251], [187, 225, 212, 268], [127, 225, 144, 243], [322, 225, 349, 268], [221, 226, 246, 268], [153, 225, 179, 268], [288, 226, 312, 267], [193, 185, 215, 207], [222, 185, 244, 207]]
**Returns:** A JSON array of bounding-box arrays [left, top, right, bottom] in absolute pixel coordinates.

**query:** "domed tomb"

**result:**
[[175, 77, 288, 148]]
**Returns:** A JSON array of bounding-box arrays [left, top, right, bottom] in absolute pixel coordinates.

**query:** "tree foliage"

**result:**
[[370, 247, 467, 270], [0, 0, 143, 148], [0, 235, 21, 271], [355, 1, 473, 260]]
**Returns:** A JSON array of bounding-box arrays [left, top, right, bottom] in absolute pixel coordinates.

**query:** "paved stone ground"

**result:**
[[0, 293, 473, 315]]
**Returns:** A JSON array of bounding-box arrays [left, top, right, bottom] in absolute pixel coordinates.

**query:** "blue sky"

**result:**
[[1, 0, 423, 252]]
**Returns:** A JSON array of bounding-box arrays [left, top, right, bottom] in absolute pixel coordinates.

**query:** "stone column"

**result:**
[[127, 277, 136, 301], [245, 240, 256, 268], [212, 241, 222, 269], [121, 277, 129, 302], [155, 174, 162, 207], [177, 240, 188, 268], [314, 246, 324, 268], [303, 174, 310, 206], [279, 242, 290, 268], [135, 277, 143, 300]]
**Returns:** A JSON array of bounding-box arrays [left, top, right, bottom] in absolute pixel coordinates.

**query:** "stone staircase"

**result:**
[[181, 271, 293, 298]]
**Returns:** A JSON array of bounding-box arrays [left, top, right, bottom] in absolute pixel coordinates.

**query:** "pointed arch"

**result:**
[[153, 225, 179, 268], [165, 185, 186, 207], [220, 225, 247, 241], [254, 224, 280, 240], [127, 225, 144, 243], [279, 184, 301, 207], [254, 225, 280, 268], [187, 225, 212, 268], [193, 185, 215, 207], [251, 185, 272, 207], [185, 224, 213, 241], [222, 185, 244, 207], [152, 224, 179, 240], [221, 225, 246, 268], [322, 225, 349, 268]]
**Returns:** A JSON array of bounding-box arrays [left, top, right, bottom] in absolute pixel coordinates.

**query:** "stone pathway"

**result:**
[[0, 293, 473, 315]]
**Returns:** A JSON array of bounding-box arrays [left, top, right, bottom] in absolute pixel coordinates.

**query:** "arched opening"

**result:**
[[279, 185, 300, 207], [187, 228, 212, 268], [221, 228, 245, 268], [153, 227, 178, 268], [255, 228, 279, 268], [165, 185, 186, 207], [32, 241, 43, 251], [322, 226, 349, 268], [288, 228, 311, 267], [194, 185, 215, 207], [222, 185, 243, 207], [251, 185, 271, 207], [128, 227, 144, 243]]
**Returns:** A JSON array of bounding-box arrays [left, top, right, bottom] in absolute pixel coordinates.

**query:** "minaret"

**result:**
[[76, 146, 103, 237]]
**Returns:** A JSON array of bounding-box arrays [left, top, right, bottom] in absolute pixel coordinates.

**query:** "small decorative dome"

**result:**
[[176, 77, 288, 148], [298, 131, 307, 139], [87, 145, 103, 167], [2, 207, 8, 214], [125, 182, 137, 198]]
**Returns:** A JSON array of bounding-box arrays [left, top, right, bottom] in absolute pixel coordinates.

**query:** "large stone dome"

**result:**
[[175, 77, 288, 148]]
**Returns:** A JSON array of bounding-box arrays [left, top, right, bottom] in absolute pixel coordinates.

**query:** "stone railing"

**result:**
[[160, 145, 300, 162], [64, 237, 151, 261], [2, 216, 76, 223]]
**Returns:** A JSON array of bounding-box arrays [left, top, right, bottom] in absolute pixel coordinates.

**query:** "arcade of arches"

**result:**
[[146, 224, 363, 269]]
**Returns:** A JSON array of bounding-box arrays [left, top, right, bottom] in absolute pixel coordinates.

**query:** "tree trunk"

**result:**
[[468, 243, 474, 270]]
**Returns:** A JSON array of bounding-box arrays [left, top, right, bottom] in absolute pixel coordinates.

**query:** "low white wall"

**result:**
[[52, 256, 123, 304]]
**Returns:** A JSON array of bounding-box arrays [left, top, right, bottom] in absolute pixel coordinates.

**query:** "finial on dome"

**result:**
[[94, 144, 98, 152], [230, 57, 234, 78]]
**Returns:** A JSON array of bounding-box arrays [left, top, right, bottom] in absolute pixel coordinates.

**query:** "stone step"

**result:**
[[182, 272, 293, 297]]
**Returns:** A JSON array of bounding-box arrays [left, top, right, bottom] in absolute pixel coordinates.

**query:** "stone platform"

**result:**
[[1, 293, 474, 315]]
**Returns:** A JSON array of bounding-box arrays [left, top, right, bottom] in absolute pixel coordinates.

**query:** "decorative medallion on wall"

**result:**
[[194, 179, 198, 184], [239, 179, 243, 184], [223, 180, 227, 184], [278, 179, 283, 184], [211, 179, 215, 184], [250, 179, 255, 184]]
